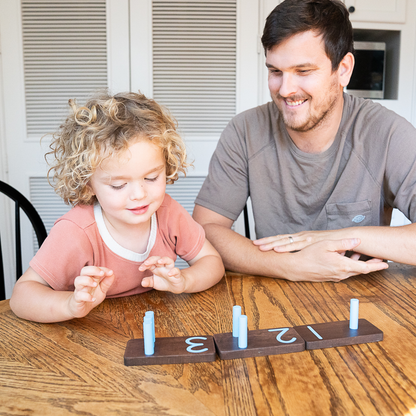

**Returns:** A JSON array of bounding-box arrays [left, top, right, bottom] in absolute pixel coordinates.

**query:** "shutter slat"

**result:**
[[22, 1, 107, 136], [152, 0, 236, 137], [29, 177, 71, 250]]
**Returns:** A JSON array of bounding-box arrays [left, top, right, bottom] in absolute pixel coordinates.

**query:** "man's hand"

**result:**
[[194, 204, 393, 282], [254, 229, 335, 252], [283, 238, 388, 282], [69, 266, 115, 318], [140, 256, 186, 294]]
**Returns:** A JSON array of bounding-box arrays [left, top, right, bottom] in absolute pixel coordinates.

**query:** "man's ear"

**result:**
[[338, 52, 355, 88]]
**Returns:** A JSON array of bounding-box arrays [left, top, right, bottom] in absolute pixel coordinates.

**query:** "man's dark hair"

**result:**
[[261, 0, 354, 71]]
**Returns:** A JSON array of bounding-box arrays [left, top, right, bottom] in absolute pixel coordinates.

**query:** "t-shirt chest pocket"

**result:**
[[325, 200, 372, 229]]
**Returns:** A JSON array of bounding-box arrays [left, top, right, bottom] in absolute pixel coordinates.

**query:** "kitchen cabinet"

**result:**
[[344, 0, 406, 23]]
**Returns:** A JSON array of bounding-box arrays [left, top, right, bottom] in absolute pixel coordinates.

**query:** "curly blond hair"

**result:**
[[46, 91, 191, 206]]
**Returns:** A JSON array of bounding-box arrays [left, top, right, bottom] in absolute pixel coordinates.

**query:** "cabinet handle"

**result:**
[[348, 6, 356, 13]]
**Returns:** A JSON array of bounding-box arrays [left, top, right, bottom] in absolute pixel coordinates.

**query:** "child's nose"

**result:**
[[130, 183, 147, 200]]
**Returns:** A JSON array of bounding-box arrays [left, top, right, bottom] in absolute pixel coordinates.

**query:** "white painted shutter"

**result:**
[[165, 176, 206, 215], [29, 177, 70, 249], [22, 0, 107, 250], [21, 0, 108, 137], [152, 0, 237, 137]]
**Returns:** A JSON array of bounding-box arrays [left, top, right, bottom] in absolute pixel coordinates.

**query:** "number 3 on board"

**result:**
[[185, 337, 209, 353], [268, 328, 297, 344]]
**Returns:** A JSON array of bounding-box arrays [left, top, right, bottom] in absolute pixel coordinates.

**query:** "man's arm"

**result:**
[[193, 205, 388, 282], [255, 224, 416, 266], [193, 205, 285, 277], [343, 224, 416, 265]]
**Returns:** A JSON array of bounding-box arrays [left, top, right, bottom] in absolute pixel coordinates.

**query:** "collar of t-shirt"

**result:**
[[93, 203, 157, 262]]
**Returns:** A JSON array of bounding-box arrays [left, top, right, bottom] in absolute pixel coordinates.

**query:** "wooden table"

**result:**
[[1, 263, 416, 415]]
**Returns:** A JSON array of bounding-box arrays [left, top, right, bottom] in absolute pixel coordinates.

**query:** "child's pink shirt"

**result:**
[[30, 194, 205, 298]]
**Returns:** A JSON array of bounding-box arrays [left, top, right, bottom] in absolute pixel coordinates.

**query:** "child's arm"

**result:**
[[140, 238, 224, 293], [9, 266, 115, 323]]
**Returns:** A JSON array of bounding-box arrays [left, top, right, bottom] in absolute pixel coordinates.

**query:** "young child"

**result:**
[[10, 91, 224, 323]]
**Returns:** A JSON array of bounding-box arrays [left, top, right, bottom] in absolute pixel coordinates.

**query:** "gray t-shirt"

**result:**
[[195, 93, 416, 239]]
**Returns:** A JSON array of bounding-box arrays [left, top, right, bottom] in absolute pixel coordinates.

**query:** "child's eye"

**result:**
[[145, 176, 158, 182], [111, 184, 126, 190]]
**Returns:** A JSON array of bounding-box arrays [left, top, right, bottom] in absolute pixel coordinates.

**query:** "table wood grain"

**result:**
[[1, 263, 416, 415]]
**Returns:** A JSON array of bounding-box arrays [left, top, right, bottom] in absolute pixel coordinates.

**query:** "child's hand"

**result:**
[[69, 266, 115, 318], [140, 256, 186, 294]]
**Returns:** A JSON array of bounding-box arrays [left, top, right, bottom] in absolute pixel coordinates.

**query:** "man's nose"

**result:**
[[279, 73, 297, 97]]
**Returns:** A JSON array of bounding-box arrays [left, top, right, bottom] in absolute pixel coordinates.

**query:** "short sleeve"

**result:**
[[195, 118, 249, 221], [386, 126, 416, 222], [383, 117, 416, 222], [29, 219, 94, 291], [157, 196, 206, 262]]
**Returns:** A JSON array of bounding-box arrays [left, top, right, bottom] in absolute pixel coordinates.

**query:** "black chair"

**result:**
[[243, 204, 251, 239], [0, 180, 47, 300]]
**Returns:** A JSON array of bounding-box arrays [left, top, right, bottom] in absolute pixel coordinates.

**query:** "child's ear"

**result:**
[[85, 182, 96, 198]]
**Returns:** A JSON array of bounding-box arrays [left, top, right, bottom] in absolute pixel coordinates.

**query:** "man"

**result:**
[[193, 0, 416, 282]]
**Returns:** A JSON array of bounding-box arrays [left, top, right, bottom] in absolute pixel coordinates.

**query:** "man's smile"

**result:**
[[285, 99, 307, 107]]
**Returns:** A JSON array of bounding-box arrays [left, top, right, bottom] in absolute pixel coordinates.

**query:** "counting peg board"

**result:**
[[124, 335, 216, 366], [293, 319, 383, 350], [214, 327, 305, 360]]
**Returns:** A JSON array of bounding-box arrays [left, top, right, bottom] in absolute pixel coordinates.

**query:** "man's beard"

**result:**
[[276, 79, 340, 133]]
